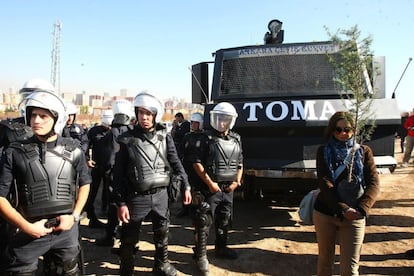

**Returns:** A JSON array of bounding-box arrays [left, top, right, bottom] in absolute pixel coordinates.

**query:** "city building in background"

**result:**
[[0, 88, 203, 127]]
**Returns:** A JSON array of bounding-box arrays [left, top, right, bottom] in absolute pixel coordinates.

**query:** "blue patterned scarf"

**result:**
[[324, 136, 364, 185]]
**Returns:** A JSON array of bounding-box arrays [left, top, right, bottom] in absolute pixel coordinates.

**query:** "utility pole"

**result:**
[[50, 20, 62, 95]]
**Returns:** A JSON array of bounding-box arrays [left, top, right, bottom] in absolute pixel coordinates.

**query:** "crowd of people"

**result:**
[[0, 78, 412, 275]]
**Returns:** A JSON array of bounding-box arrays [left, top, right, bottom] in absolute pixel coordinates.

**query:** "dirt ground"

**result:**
[[78, 139, 414, 276]]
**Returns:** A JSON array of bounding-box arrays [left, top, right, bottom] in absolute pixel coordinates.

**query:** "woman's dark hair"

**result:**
[[324, 111, 355, 141]]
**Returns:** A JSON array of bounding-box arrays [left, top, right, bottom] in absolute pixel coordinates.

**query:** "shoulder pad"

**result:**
[[156, 128, 168, 141], [116, 130, 135, 144], [61, 137, 81, 151], [228, 131, 241, 141]]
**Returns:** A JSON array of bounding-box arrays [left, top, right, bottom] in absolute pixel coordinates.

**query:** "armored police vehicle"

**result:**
[[191, 22, 400, 196]]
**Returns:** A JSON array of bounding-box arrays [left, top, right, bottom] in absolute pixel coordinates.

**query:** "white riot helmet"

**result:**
[[20, 78, 56, 99], [65, 102, 78, 115], [112, 99, 133, 125], [18, 78, 56, 117], [190, 112, 204, 131], [133, 92, 164, 123], [101, 110, 114, 127], [24, 90, 67, 135], [112, 99, 132, 115], [209, 102, 238, 132]]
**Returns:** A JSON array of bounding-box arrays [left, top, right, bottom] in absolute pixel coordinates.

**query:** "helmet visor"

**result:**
[[210, 113, 233, 132]]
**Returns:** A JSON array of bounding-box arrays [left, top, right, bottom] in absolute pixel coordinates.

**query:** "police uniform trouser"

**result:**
[[206, 189, 233, 250], [2, 223, 80, 275], [86, 166, 110, 221], [119, 188, 169, 275]]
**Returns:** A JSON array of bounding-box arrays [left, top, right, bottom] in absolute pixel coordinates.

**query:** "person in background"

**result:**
[[177, 112, 205, 218], [0, 90, 90, 275], [313, 111, 380, 276], [397, 112, 409, 153], [401, 111, 414, 168], [62, 102, 89, 153], [81, 123, 89, 134], [113, 92, 192, 275], [189, 102, 243, 274], [171, 112, 190, 154], [95, 100, 133, 247], [85, 109, 114, 228]]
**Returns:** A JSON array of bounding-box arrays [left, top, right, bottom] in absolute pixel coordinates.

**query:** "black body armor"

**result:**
[[9, 138, 82, 219], [206, 132, 242, 182], [119, 130, 170, 193]]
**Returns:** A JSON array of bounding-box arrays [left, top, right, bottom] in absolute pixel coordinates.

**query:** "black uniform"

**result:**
[[97, 122, 132, 244], [0, 136, 91, 274], [113, 124, 190, 275], [189, 129, 243, 261], [62, 123, 89, 153], [0, 117, 33, 261], [85, 124, 113, 226], [172, 120, 190, 153], [177, 131, 206, 216]]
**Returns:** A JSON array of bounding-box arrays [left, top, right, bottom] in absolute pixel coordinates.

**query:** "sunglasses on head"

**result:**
[[335, 127, 352, 134]]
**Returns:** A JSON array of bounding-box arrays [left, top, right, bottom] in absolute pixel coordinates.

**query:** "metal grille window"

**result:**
[[216, 42, 342, 98]]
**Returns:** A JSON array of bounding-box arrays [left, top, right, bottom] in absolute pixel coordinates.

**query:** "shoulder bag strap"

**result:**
[[333, 148, 353, 181]]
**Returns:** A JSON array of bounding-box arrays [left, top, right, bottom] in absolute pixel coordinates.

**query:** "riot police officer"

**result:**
[[177, 112, 205, 217], [62, 102, 89, 153], [113, 92, 192, 276], [85, 110, 114, 228], [95, 99, 133, 247], [0, 90, 91, 275], [0, 78, 56, 263], [189, 102, 243, 274]]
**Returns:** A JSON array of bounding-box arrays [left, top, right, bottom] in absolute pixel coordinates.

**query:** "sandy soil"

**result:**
[[78, 140, 414, 276]]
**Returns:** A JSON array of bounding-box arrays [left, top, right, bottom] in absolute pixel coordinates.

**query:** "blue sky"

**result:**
[[1, 0, 413, 112]]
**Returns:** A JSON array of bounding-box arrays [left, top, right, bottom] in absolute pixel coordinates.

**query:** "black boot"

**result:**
[[153, 228, 177, 276], [215, 224, 238, 260], [119, 244, 136, 276], [96, 204, 118, 246], [95, 235, 114, 247], [193, 226, 209, 273]]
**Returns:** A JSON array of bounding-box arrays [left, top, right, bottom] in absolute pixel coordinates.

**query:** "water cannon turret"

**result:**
[[264, 19, 284, 44]]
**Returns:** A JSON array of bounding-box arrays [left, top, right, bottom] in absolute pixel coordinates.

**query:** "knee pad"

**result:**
[[194, 211, 212, 229], [62, 257, 79, 276], [215, 212, 231, 228], [154, 224, 168, 234]]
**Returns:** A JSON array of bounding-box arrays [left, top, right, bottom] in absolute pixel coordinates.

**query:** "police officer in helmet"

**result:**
[[0, 90, 91, 275], [0, 78, 56, 264], [113, 92, 192, 275], [95, 99, 134, 247], [62, 102, 89, 153], [177, 112, 205, 218], [189, 102, 243, 274], [85, 110, 114, 229]]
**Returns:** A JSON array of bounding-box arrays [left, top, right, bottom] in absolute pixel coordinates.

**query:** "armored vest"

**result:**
[[0, 117, 33, 147], [206, 131, 242, 182], [119, 130, 170, 193], [9, 138, 81, 220]]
